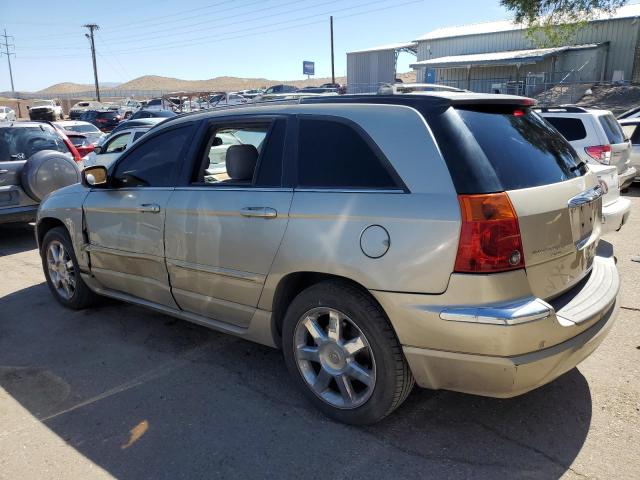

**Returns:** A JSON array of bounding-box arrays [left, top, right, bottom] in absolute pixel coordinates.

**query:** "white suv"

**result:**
[[538, 106, 632, 234], [538, 106, 636, 189]]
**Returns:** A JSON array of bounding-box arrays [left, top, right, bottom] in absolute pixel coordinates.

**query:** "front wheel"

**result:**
[[41, 226, 97, 309], [282, 280, 414, 425]]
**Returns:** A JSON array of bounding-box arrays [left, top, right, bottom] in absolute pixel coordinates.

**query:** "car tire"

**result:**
[[41, 226, 97, 309], [282, 280, 414, 425]]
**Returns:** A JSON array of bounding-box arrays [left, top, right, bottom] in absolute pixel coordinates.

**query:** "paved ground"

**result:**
[[1, 191, 639, 480]]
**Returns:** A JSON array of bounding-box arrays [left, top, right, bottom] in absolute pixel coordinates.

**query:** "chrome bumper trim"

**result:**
[[437, 298, 553, 326]]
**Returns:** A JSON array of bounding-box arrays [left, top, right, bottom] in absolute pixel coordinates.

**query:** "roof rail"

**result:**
[[536, 105, 589, 113]]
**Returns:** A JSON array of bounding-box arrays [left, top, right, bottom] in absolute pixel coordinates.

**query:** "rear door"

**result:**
[[598, 112, 630, 174], [164, 116, 292, 327], [621, 121, 640, 173]]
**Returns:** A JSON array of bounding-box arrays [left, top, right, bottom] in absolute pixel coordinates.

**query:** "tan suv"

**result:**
[[36, 93, 619, 425]]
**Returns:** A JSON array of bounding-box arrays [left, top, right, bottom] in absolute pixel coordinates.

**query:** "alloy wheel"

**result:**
[[46, 240, 76, 300], [293, 307, 376, 409]]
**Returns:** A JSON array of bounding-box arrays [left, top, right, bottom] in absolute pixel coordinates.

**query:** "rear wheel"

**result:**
[[282, 280, 414, 425], [41, 227, 96, 309]]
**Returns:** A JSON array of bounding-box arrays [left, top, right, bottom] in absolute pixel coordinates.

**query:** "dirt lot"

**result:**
[[0, 190, 639, 480]]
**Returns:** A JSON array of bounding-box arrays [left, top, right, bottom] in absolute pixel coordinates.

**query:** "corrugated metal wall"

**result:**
[[416, 17, 640, 82], [346, 50, 397, 93]]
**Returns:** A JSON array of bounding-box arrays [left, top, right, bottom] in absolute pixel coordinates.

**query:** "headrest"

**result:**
[[226, 144, 258, 181], [212, 136, 223, 146]]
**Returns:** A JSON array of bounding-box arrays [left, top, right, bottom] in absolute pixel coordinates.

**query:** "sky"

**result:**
[[0, 0, 569, 91]]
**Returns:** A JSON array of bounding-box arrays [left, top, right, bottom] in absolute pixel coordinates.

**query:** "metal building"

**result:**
[[346, 42, 417, 93], [347, 4, 640, 97]]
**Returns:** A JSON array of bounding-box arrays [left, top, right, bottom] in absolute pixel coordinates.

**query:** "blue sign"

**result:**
[[426, 68, 436, 83], [303, 61, 315, 76]]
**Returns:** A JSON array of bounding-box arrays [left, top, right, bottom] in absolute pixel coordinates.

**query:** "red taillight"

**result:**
[[585, 144, 611, 164], [513, 109, 525, 117], [454, 193, 525, 273], [96, 118, 108, 123]]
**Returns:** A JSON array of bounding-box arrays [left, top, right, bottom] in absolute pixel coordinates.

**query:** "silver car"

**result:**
[[36, 93, 619, 424], [619, 117, 640, 182]]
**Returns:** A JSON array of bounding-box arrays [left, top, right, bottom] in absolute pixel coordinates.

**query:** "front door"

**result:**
[[164, 117, 291, 327], [83, 123, 194, 307]]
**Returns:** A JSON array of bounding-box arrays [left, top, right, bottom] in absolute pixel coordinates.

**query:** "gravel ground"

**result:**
[[0, 189, 639, 480]]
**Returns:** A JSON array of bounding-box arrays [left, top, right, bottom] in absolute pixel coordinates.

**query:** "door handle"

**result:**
[[0, 170, 8, 174], [239, 207, 277, 218], [138, 203, 161, 213]]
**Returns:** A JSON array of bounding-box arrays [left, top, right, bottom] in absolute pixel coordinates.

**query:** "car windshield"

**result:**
[[0, 126, 68, 161], [32, 101, 52, 107]]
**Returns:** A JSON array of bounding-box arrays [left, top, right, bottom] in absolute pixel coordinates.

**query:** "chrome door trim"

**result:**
[[166, 258, 265, 284], [294, 188, 406, 194], [568, 185, 604, 208], [174, 187, 294, 193]]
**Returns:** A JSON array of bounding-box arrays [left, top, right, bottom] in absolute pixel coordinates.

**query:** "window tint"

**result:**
[[255, 119, 285, 187], [297, 119, 397, 189], [193, 122, 280, 186], [0, 126, 68, 161], [453, 107, 586, 191], [132, 131, 146, 142], [544, 117, 587, 141], [112, 125, 191, 188], [599, 114, 625, 144]]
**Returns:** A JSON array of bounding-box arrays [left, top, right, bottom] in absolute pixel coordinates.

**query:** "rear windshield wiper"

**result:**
[[570, 160, 587, 172]]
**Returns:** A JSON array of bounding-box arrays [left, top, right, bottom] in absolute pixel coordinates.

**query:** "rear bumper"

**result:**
[[403, 299, 617, 398], [602, 196, 631, 234], [0, 205, 38, 224], [28, 111, 56, 121], [618, 166, 636, 189], [373, 242, 619, 398]]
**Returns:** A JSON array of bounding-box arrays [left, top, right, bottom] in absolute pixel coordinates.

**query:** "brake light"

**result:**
[[585, 145, 611, 164], [513, 109, 525, 117], [454, 193, 525, 273]]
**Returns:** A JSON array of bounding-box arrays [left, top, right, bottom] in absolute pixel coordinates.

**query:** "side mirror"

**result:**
[[93, 145, 102, 154], [82, 165, 108, 188]]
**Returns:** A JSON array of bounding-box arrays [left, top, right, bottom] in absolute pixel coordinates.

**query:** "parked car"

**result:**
[[62, 132, 95, 158], [54, 120, 105, 145], [378, 83, 466, 95], [143, 98, 164, 111], [68, 101, 103, 120], [617, 105, 640, 119], [297, 87, 338, 94], [83, 126, 151, 168], [538, 106, 636, 189], [0, 106, 17, 121], [1, 122, 81, 224], [618, 117, 640, 183], [79, 110, 122, 132], [106, 117, 166, 137], [263, 84, 298, 94], [205, 92, 247, 108], [37, 93, 619, 425], [129, 109, 176, 120], [236, 89, 264, 99], [28, 99, 64, 121], [117, 99, 142, 119]]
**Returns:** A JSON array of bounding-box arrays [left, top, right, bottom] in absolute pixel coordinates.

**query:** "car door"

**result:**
[[622, 122, 640, 174], [83, 123, 195, 308], [164, 116, 292, 328]]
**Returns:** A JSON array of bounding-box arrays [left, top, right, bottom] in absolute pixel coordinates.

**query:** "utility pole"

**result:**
[[83, 24, 101, 101], [330, 16, 335, 84], [1, 29, 15, 94]]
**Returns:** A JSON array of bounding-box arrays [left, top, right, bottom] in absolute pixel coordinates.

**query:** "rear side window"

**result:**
[[622, 124, 640, 144], [431, 106, 586, 192], [599, 114, 625, 144], [297, 118, 398, 189], [544, 117, 587, 141]]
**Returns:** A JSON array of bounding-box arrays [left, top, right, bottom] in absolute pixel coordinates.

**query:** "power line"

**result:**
[[96, 32, 131, 80], [1, 29, 16, 93]]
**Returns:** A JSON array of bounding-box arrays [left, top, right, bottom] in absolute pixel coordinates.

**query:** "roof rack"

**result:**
[[536, 105, 589, 113]]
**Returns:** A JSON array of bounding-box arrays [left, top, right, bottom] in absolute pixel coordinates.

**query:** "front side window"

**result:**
[[192, 120, 285, 187], [297, 118, 398, 189], [112, 125, 191, 188]]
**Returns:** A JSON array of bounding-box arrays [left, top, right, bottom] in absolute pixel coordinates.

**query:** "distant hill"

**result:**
[[32, 72, 416, 95], [37, 82, 121, 94]]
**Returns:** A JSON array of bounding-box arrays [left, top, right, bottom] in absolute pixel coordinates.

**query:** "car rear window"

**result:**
[[0, 126, 68, 161], [544, 117, 587, 141], [423, 105, 587, 193], [599, 114, 625, 144], [97, 111, 118, 119]]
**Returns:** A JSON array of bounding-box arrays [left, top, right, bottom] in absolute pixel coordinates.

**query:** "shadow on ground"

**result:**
[[0, 223, 37, 256], [0, 283, 592, 479]]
